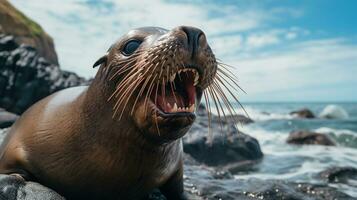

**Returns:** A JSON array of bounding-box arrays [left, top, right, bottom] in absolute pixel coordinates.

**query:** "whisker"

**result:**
[[203, 90, 212, 139], [210, 84, 229, 128], [216, 73, 243, 94], [207, 86, 223, 131], [130, 73, 154, 115], [217, 67, 247, 94], [154, 81, 160, 136], [143, 75, 157, 118], [212, 82, 235, 114], [212, 81, 240, 125], [214, 76, 250, 118]]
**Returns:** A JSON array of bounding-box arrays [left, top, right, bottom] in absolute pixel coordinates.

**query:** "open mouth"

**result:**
[[150, 68, 200, 115]]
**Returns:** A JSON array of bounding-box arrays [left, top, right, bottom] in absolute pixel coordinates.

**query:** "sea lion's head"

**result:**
[[94, 26, 237, 144]]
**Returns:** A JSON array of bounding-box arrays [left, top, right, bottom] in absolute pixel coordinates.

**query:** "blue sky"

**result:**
[[11, 0, 357, 102]]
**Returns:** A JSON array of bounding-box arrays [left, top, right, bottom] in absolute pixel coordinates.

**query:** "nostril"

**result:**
[[198, 32, 207, 48], [178, 26, 205, 56], [180, 26, 193, 45]]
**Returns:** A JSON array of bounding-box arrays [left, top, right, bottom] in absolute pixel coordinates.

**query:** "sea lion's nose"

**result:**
[[174, 26, 207, 57]]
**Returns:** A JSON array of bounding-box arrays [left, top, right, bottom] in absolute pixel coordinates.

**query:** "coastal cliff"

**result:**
[[0, 0, 58, 65]]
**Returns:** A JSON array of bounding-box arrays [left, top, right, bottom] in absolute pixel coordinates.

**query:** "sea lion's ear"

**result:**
[[93, 54, 108, 68]]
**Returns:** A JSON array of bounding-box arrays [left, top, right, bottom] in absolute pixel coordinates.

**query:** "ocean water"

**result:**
[[231, 102, 357, 197]]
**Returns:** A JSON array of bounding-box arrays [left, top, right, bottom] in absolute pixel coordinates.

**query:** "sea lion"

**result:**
[[0, 26, 241, 199]]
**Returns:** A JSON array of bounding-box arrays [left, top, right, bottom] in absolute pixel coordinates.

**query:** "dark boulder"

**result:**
[[183, 116, 263, 167], [0, 108, 18, 128], [0, 174, 65, 200], [287, 130, 336, 146], [319, 166, 357, 183], [290, 108, 315, 119], [0, 34, 88, 114]]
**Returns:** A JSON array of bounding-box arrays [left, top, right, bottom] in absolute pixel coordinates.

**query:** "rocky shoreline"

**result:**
[[1, 104, 356, 200], [0, 120, 356, 199], [0, 34, 88, 114]]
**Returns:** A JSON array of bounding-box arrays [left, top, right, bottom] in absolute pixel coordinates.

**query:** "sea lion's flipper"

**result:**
[[9, 173, 26, 182], [159, 167, 188, 200]]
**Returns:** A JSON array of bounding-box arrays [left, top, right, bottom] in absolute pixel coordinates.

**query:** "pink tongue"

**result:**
[[156, 93, 185, 112], [153, 71, 196, 113]]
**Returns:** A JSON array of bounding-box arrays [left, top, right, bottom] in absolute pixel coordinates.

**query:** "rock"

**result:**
[[183, 116, 263, 166], [0, 108, 18, 128], [0, 0, 58, 65], [184, 103, 259, 167], [319, 105, 349, 119], [0, 166, 353, 200], [287, 130, 336, 146], [0, 34, 88, 114], [290, 108, 315, 119], [196, 103, 207, 116], [181, 165, 353, 200], [0, 128, 9, 145], [319, 166, 357, 183], [0, 174, 65, 200]]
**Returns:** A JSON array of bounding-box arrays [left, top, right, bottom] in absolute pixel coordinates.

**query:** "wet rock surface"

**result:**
[[287, 130, 336, 146], [0, 162, 354, 200], [184, 115, 263, 167], [0, 34, 88, 114], [183, 103, 262, 167], [146, 164, 354, 200], [0, 174, 65, 200], [290, 108, 315, 119], [319, 166, 357, 184]]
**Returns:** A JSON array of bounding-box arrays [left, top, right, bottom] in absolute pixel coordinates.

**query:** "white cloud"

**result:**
[[9, 0, 357, 101], [10, 0, 278, 78], [231, 38, 357, 101], [285, 32, 297, 40], [246, 33, 280, 49]]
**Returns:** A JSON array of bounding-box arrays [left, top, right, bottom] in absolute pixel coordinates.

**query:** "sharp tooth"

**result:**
[[173, 103, 178, 112], [194, 73, 199, 86], [167, 103, 171, 109], [189, 104, 195, 112], [170, 73, 176, 82]]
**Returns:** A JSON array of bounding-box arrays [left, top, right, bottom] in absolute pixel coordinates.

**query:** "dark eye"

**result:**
[[122, 39, 142, 55]]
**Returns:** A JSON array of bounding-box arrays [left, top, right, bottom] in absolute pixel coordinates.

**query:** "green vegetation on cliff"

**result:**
[[0, 0, 44, 36], [0, 0, 59, 64]]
